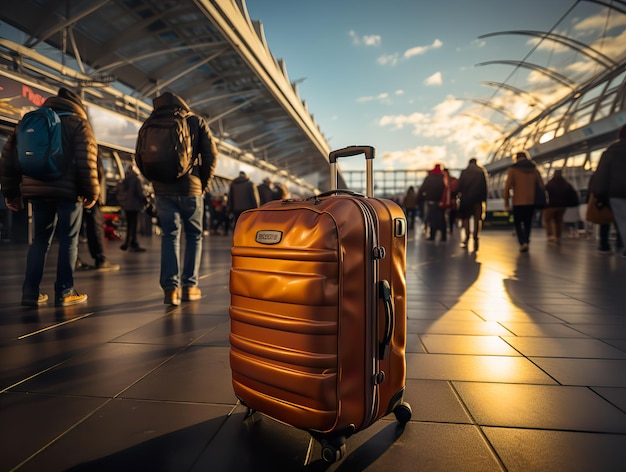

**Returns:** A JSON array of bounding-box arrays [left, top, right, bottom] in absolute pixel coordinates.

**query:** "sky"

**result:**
[[245, 0, 626, 173]]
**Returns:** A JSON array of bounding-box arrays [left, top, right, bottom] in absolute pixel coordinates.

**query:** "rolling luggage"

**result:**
[[229, 145, 411, 463]]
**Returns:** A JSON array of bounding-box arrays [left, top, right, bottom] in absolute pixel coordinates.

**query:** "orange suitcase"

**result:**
[[229, 145, 411, 463]]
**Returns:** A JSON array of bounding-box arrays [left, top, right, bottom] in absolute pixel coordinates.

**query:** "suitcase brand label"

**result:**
[[255, 230, 283, 244]]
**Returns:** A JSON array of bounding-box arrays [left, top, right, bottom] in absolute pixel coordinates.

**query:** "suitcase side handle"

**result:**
[[379, 280, 394, 360], [328, 145, 375, 196]]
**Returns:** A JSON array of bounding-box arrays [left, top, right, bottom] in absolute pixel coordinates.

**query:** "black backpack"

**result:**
[[135, 108, 194, 183]]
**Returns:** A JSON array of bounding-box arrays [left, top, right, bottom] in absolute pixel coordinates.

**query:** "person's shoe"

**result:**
[[120, 244, 128, 251], [520, 243, 529, 253], [75, 259, 94, 271], [460, 240, 468, 249], [182, 286, 202, 301], [129, 245, 146, 252], [21, 293, 48, 307], [55, 288, 88, 307], [597, 247, 611, 255], [164, 288, 181, 306], [95, 260, 120, 271], [473, 238, 479, 252]]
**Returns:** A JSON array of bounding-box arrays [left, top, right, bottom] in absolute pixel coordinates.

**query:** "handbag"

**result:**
[[586, 194, 613, 224]]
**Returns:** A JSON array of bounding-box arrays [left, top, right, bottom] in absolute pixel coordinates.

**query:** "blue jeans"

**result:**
[[23, 198, 83, 298], [156, 195, 204, 290]]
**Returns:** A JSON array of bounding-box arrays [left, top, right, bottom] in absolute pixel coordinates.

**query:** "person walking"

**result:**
[[591, 124, 626, 258], [0, 87, 100, 307], [418, 164, 446, 242], [403, 186, 419, 230], [138, 91, 218, 306], [456, 157, 488, 251], [77, 157, 120, 271], [229, 170, 259, 225], [257, 177, 274, 205], [543, 169, 578, 245], [442, 168, 459, 235], [503, 151, 545, 252], [117, 162, 147, 252]]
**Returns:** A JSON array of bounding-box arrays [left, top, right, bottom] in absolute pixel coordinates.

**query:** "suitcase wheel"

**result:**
[[321, 437, 347, 463], [393, 401, 412, 424]]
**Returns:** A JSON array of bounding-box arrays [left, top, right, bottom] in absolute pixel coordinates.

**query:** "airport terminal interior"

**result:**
[[1, 1, 626, 470]]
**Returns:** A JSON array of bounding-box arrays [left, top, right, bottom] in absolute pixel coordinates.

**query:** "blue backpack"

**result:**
[[16, 107, 71, 180]]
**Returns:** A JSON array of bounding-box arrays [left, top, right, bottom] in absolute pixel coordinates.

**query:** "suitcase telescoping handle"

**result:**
[[328, 145, 375, 197]]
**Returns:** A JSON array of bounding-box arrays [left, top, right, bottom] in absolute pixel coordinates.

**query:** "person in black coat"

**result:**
[[418, 164, 446, 242], [456, 157, 488, 251], [543, 169, 578, 244]]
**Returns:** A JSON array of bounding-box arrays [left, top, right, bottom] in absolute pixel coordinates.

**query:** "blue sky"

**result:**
[[245, 0, 625, 172]]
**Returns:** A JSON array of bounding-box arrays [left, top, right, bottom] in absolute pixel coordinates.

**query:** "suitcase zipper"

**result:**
[[354, 198, 383, 428]]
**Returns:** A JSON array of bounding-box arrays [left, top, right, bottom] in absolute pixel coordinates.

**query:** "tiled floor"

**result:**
[[1, 225, 625, 471]]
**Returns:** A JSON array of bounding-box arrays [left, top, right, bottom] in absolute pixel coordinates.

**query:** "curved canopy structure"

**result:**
[[0, 0, 339, 192]]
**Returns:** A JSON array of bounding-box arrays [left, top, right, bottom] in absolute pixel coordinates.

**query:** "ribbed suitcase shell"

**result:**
[[229, 192, 407, 436]]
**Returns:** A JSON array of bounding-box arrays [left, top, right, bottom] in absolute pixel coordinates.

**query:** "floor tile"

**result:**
[[403, 379, 472, 424], [484, 427, 626, 472], [502, 336, 626, 358], [591, 387, 626, 412], [112, 314, 225, 345], [453, 382, 626, 432], [0, 392, 106, 472], [497, 322, 588, 337], [406, 353, 556, 384], [319, 421, 503, 472], [122, 346, 236, 404], [18, 398, 233, 472], [11, 343, 181, 397], [531, 358, 626, 387], [408, 319, 513, 336], [420, 334, 520, 355]]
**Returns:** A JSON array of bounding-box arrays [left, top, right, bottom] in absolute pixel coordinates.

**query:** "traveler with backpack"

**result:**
[[135, 91, 218, 306], [0, 88, 100, 307]]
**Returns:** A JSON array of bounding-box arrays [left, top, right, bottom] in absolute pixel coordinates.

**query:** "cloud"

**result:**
[[377, 96, 503, 169], [363, 35, 382, 46], [573, 13, 626, 35], [356, 92, 390, 103], [403, 39, 443, 59], [381, 146, 448, 170], [424, 72, 443, 86], [377, 53, 399, 66], [349, 30, 381, 47]]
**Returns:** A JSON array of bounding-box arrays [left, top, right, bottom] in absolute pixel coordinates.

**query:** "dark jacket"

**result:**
[[0, 94, 99, 202], [545, 174, 578, 208], [148, 92, 218, 197], [117, 167, 146, 212], [418, 171, 445, 203], [257, 181, 274, 205], [229, 174, 259, 213], [403, 186, 418, 209], [591, 139, 626, 201], [457, 162, 488, 206], [503, 158, 544, 207]]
